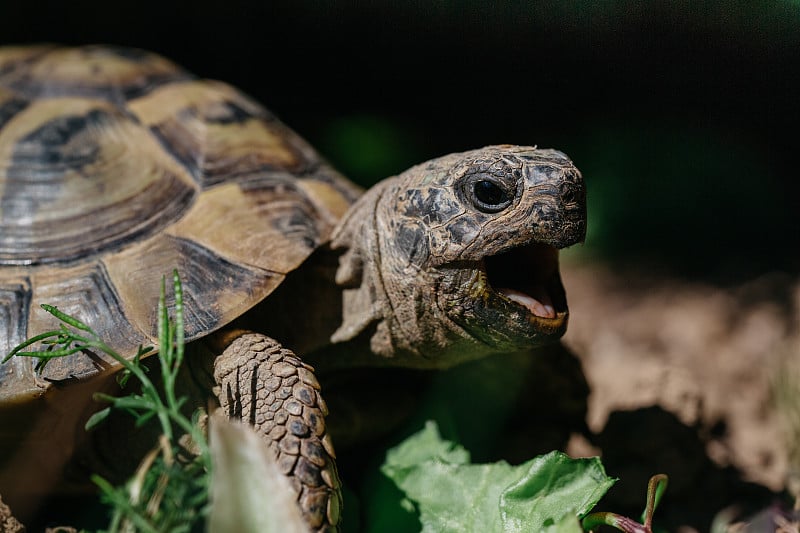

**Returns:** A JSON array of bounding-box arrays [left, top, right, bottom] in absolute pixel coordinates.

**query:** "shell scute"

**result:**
[[128, 80, 320, 188], [0, 90, 28, 132], [0, 44, 359, 398], [0, 97, 197, 266], [102, 234, 283, 345], [0, 275, 34, 401], [167, 179, 321, 275], [28, 261, 148, 382], [0, 45, 190, 102]]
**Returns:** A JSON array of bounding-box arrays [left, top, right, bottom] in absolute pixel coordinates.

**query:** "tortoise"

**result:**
[[0, 45, 586, 531]]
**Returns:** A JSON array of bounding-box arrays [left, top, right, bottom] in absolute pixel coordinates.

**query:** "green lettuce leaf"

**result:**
[[381, 421, 615, 533]]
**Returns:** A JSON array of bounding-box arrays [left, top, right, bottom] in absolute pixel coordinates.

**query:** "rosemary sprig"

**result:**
[[5, 270, 211, 532]]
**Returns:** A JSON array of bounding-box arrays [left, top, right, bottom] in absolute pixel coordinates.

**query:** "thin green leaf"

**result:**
[[92, 475, 161, 533], [173, 396, 187, 411], [158, 276, 169, 362], [13, 346, 87, 359], [137, 345, 155, 356], [115, 346, 151, 389], [106, 395, 157, 411], [93, 392, 118, 403], [40, 304, 94, 333], [173, 269, 184, 367], [117, 369, 133, 388], [132, 346, 150, 368], [33, 359, 49, 373], [86, 407, 112, 430], [2, 330, 63, 362], [132, 411, 157, 428]]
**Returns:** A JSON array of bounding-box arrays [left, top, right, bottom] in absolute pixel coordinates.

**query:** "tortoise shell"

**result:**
[[0, 45, 361, 402]]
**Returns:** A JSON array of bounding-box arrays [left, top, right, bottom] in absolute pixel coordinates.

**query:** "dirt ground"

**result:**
[[560, 261, 800, 531]]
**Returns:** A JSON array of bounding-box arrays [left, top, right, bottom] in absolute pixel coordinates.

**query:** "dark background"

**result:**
[[2, 1, 798, 281]]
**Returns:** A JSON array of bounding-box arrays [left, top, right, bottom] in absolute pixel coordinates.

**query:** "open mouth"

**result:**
[[483, 242, 568, 325]]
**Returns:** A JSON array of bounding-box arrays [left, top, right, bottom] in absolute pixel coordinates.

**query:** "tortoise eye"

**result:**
[[471, 179, 513, 213]]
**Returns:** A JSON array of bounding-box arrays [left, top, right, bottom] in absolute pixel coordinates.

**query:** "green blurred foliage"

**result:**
[[565, 120, 793, 277], [320, 115, 425, 187]]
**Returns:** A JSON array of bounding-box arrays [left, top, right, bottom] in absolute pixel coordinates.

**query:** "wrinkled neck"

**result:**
[[328, 178, 494, 369], [328, 179, 392, 350]]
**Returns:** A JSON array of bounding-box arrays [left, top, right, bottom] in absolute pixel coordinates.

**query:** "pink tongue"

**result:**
[[498, 288, 556, 318]]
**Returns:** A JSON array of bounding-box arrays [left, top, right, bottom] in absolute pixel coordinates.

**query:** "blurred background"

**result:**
[[2, 0, 797, 283]]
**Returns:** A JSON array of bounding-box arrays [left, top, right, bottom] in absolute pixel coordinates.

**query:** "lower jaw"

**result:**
[[434, 268, 569, 354], [491, 312, 568, 348], [448, 296, 569, 353]]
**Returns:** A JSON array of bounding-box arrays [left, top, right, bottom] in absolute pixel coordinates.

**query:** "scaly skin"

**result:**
[[214, 333, 341, 532], [330, 145, 586, 367]]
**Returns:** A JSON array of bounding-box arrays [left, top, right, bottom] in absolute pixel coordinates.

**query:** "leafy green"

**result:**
[[500, 452, 618, 531], [381, 421, 615, 533]]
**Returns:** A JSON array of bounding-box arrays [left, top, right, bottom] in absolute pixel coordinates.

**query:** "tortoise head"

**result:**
[[331, 145, 586, 368]]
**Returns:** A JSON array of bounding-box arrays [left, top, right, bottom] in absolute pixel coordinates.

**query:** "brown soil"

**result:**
[[560, 262, 800, 531]]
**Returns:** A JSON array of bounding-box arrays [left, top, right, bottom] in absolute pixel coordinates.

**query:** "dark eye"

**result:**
[[472, 179, 512, 212]]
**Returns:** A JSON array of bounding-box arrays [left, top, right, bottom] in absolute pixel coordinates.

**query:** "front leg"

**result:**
[[213, 332, 341, 532]]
